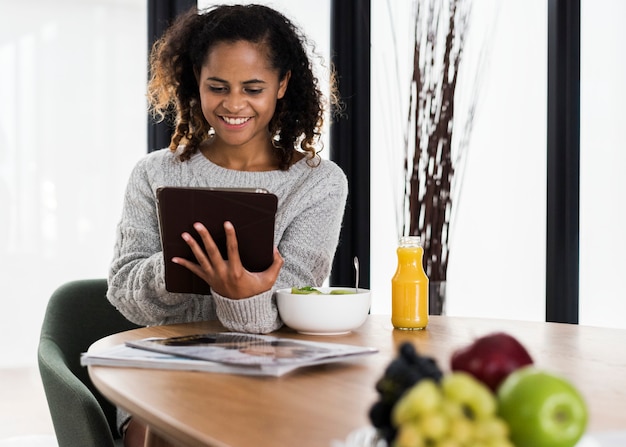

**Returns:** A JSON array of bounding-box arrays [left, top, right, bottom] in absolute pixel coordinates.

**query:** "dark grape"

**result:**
[[416, 356, 444, 382], [378, 426, 397, 445], [368, 400, 392, 428], [385, 358, 424, 384], [368, 342, 444, 444], [399, 341, 418, 363], [376, 359, 424, 403]]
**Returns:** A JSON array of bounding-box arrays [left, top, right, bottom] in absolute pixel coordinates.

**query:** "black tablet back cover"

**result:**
[[157, 187, 278, 294]]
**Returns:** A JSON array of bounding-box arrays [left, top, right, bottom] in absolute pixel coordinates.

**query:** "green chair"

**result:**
[[38, 279, 141, 447]]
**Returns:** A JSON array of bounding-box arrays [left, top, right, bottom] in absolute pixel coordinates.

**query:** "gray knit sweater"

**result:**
[[107, 147, 348, 333]]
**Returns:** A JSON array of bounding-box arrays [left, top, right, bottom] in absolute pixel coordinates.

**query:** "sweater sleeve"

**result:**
[[107, 159, 217, 326]]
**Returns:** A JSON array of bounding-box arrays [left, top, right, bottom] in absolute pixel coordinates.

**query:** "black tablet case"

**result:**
[[157, 187, 278, 294]]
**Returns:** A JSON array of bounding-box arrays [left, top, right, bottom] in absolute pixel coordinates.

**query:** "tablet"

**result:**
[[156, 186, 278, 294]]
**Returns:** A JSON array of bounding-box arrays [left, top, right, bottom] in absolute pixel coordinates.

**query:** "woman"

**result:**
[[107, 4, 348, 445]]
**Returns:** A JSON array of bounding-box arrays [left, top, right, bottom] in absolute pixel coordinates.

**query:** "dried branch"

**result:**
[[403, 0, 475, 281]]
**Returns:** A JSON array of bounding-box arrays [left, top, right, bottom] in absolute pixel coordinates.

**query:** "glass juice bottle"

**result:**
[[391, 236, 429, 330]]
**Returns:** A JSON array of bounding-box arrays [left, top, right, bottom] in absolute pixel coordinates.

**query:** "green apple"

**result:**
[[497, 366, 588, 447]]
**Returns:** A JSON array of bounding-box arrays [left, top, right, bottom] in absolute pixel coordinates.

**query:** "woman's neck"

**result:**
[[199, 138, 279, 172]]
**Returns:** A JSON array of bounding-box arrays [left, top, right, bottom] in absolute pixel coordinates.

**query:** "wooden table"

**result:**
[[87, 315, 626, 447]]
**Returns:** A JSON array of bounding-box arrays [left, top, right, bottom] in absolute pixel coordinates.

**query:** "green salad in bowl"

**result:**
[[290, 286, 356, 295]]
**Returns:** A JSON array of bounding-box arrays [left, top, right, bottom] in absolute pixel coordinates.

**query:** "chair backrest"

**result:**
[[38, 279, 140, 447]]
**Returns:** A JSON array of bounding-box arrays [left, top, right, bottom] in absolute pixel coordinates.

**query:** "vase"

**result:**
[[429, 280, 446, 315]]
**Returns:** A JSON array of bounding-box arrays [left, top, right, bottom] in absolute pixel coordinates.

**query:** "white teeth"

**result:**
[[222, 116, 250, 125]]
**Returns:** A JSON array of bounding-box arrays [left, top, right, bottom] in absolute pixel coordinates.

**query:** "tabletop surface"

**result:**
[[88, 315, 626, 447]]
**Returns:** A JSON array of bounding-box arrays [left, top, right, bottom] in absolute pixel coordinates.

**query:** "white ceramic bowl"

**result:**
[[276, 287, 372, 335]]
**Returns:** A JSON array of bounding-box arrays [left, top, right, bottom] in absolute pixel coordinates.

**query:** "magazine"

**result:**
[[81, 344, 277, 376], [82, 332, 378, 377]]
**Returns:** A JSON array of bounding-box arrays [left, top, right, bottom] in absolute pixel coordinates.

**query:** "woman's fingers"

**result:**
[[178, 230, 210, 272], [171, 255, 207, 280], [192, 222, 223, 265], [171, 230, 214, 281], [171, 221, 283, 299], [223, 221, 243, 269], [174, 222, 245, 275]]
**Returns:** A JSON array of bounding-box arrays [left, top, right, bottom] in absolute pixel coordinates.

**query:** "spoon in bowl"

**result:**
[[353, 256, 360, 293]]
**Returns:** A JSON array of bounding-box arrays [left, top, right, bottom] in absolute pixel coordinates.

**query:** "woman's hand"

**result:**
[[171, 221, 284, 299]]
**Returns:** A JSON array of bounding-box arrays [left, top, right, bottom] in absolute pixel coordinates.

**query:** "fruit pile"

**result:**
[[369, 333, 588, 447]]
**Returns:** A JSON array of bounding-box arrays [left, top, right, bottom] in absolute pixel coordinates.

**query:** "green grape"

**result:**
[[435, 439, 463, 447], [392, 379, 442, 426], [473, 417, 509, 441], [441, 372, 497, 419], [417, 412, 449, 441], [468, 439, 514, 447], [392, 422, 425, 447], [447, 416, 474, 444], [467, 386, 497, 420], [440, 399, 464, 421], [484, 439, 515, 447], [389, 373, 514, 447], [465, 442, 486, 447]]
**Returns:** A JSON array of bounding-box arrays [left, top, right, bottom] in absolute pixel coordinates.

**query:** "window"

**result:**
[[580, 0, 626, 328], [370, 1, 547, 321], [0, 0, 147, 367]]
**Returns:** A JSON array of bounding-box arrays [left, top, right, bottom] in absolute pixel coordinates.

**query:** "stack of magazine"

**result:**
[[81, 332, 378, 377]]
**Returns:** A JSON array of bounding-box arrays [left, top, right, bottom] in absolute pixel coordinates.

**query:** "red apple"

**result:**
[[450, 332, 533, 391]]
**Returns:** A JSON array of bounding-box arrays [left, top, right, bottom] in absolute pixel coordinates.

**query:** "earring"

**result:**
[[271, 135, 281, 149]]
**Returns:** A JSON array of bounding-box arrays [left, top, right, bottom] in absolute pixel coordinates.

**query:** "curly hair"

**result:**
[[147, 4, 340, 170]]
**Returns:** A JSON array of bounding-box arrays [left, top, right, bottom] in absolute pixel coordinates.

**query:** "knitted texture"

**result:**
[[107, 148, 348, 333]]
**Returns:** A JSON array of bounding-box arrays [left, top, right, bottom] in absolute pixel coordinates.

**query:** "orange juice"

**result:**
[[391, 236, 429, 330]]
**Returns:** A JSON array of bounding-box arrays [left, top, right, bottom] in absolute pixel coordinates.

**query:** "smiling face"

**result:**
[[197, 40, 290, 154]]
